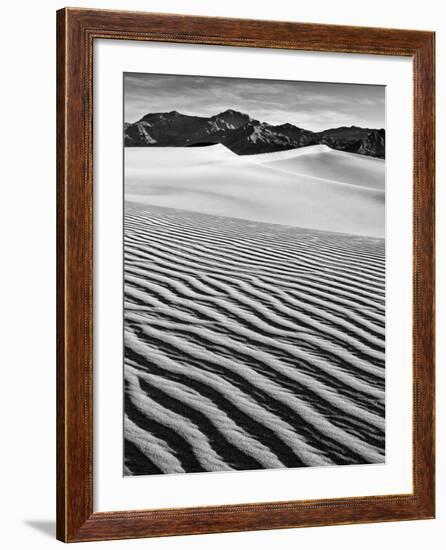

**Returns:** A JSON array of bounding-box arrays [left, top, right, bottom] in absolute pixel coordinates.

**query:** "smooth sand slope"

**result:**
[[248, 144, 385, 190], [125, 144, 385, 237], [124, 204, 386, 476]]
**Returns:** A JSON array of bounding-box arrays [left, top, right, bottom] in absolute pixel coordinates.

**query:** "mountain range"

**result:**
[[124, 109, 385, 158]]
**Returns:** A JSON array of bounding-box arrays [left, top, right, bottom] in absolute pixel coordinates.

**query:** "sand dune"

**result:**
[[125, 144, 385, 237], [123, 144, 386, 475], [249, 144, 385, 190], [124, 204, 385, 475]]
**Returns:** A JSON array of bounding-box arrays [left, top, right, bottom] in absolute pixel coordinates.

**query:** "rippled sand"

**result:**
[[123, 204, 385, 476]]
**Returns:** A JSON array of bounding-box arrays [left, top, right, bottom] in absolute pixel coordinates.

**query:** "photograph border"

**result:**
[[56, 7, 435, 542]]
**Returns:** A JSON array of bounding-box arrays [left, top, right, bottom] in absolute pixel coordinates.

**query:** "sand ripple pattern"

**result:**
[[124, 204, 385, 476]]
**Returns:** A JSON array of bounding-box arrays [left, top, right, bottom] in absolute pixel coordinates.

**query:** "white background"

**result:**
[[0, 0, 444, 548]]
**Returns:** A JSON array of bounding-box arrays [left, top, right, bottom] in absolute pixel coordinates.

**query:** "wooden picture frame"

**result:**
[[56, 7, 435, 542]]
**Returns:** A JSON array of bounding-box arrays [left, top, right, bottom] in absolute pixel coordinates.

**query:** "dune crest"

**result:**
[[125, 144, 385, 237]]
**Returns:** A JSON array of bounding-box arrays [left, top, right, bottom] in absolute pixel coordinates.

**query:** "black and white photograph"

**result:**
[[123, 72, 386, 477]]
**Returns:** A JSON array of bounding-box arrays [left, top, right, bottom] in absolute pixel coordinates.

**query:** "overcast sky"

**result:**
[[124, 72, 385, 132]]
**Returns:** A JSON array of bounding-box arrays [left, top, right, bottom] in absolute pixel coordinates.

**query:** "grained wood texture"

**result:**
[[56, 7, 435, 543]]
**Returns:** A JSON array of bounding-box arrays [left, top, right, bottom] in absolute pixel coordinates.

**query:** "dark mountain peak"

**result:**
[[139, 111, 164, 122], [274, 122, 312, 134], [212, 109, 251, 123], [345, 129, 385, 158], [207, 109, 253, 133], [216, 108, 246, 116], [330, 125, 361, 131], [140, 110, 192, 123], [275, 122, 298, 130], [124, 109, 385, 158], [327, 125, 365, 132]]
